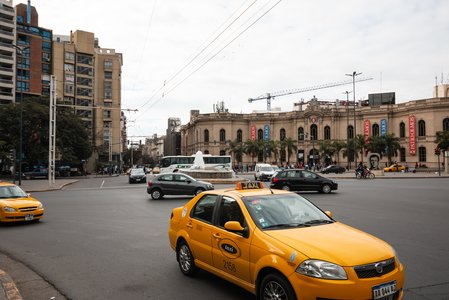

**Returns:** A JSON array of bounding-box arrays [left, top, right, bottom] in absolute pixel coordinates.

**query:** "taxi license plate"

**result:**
[[25, 214, 34, 221], [372, 280, 397, 299]]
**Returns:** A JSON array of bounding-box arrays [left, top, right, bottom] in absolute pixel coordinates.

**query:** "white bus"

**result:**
[[159, 155, 232, 173]]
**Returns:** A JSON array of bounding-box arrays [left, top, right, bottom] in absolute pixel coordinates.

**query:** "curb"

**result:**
[[0, 269, 22, 300]]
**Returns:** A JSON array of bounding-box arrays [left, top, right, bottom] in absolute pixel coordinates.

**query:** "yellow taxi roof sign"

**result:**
[[236, 181, 264, 190]]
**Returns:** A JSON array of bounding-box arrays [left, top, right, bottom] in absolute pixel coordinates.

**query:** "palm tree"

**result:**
[[280, 137, 297, 165], [331, 140, 346, 165], [355, 134, 368, 165], [383, 133, 401, 165], [435, 131, 449, 151], [319, 140, 335, 165], [243, 139, 259, 166], [342, 139, 355, 168], [268, 140, 280, 164], [226, 139, 244, 168]]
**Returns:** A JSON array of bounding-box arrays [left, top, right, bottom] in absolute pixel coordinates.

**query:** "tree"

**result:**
[[355, 134, 368, 164], [226, 139, 244, 167], [268, 140, 280, 164], [280, 137, 297, 164], [319, 140, 335, 165], [383, 133, 401, 165], [331, 140, 345, 165], [243, 139, 259, 166], [435, 131, 449, 151]]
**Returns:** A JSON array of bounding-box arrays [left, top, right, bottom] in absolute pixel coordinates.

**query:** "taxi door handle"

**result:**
[[212, 233, 221, 240], [186, 222, 193, 229]]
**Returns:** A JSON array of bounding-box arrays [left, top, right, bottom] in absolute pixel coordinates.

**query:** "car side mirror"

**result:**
[[325, 211, 333, 218], [186, 179, 192, 183], [224, 221, 244, 232]]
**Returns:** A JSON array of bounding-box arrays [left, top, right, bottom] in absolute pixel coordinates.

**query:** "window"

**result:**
[[237, 129, 242, 143], [77, 77, 92, 86], [104, 71, 112, 79], [298, 127, 304, 140], [400, 147, 406, 162], [103, 110, 112, 119], [399, 122, 406, 138], [280, 128, 286, 141], [347, 125, 354, 139], [324, 126, 331, 140], [64, 63, 74, 72], [77, 53, 93, 65], [191, 194, 218, 224], [220, 150, 226, 156], [77, 87, 93, 97], [76, 66, 93, 76], [218, 197, 245, 229], [310, 124, 318, 140], [443, 118, 449, 132], [104, 82, 112, 99], [204, 150, 209, 154], [258, 129, 263, 141], [65, 52, 75, 61], [64, 83, 74, 94], [372, 124, 379, 137], [418, 120, 426, 137], [204, 129, 209, 143], [219, 129, 226, 142], [418, 146, 426, 162], [104, 60, 113, 69]]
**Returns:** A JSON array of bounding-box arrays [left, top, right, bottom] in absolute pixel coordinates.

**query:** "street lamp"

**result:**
[[346, 71, 362, 168], [13, 44, 30, 186], [344, 90, 352, 169], [311, 134, 315, 171]]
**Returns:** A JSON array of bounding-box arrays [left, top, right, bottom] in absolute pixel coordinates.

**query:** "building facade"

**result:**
[[0, 0, 15, 104], [52, 30, 123, 172], [181, 84, 449, 170]]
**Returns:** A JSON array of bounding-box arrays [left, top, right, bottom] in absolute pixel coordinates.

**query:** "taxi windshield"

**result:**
[[242, 194, 333, 230], [0, 185, 28, 199]]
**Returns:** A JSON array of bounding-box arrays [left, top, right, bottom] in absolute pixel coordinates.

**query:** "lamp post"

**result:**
[[344, 91, 352, 169], [346, 71, 361, 168], [13, 44, 30, 186], [311, 134, 315, 171]]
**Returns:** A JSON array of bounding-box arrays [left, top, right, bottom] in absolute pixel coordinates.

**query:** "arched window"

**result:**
[[418, 146, 426, 162], [204, 129, 209, 143], [310, 124, 318, 140], [443, 118, 449, 131], [418, 120, 426, 137], [347, 125, 354, 139], [219, 150, 226, 156], [280, 128, 286, 141], [372, 124, 379, 137], [219, 129, 226, 142], [237, 129, 242, 143], [399, 122, 406, 138], [258, 151, 263, 162], [257, 129, 263, 141], [298, 127, 304, 140], [324, 126, 331, 140], [204, 149, 210, 154]]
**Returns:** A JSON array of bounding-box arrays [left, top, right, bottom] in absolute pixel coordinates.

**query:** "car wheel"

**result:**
[[177, 240, 197, 276], [281, 185, 290, 191], [151, 189, 163, 200], [195, 188, 205, 195], [368, 173, 375, 179], [258, 272, 295, 300], [321, 184, 332, 194]]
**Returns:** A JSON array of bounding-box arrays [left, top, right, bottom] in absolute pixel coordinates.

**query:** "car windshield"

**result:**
[[242, 193, 333, 230], [0, 186, 28, 199], [260, 167, 273, 171], [131, 169, 145, 175]]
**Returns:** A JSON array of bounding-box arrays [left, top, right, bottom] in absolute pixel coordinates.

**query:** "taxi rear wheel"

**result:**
[[259, 273, 295, 300], [177, 241, 197, 276]]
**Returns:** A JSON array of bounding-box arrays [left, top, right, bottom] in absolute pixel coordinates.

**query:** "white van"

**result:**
[[254, 163, 276, 181]]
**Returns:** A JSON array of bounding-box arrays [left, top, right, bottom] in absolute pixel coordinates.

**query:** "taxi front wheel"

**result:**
[[258, 273, 295, 300], [177, 241, 197, 276]]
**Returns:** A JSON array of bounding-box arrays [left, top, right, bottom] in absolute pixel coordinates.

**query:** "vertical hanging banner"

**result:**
[[363, 120, 371, 142], [380, 119, 387, 136], [409, 115, 416, 155], [250, 125, 256, 141], [263, 125, 270, 141]]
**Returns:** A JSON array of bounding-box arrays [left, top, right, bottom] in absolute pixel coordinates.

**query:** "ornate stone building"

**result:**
[[181, 84, 449, 170]]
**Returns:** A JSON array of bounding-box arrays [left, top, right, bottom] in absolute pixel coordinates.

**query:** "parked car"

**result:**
[[147, 173, 214, 200], [23, 168, 48, 180], [384, 164, 406, 172], [0, 182, 44, 223], [128, 168, 147, 184], [321, 165, 346, 174], [270, 169, 338, 194]]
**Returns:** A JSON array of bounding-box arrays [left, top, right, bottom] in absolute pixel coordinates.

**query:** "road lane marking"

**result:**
[[100, 180, 105, 188]]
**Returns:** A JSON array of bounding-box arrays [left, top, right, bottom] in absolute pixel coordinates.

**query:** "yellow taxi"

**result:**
[[0, 181, 44, 223], [383, 164, 406, 172], [169, 182, 404, 300]]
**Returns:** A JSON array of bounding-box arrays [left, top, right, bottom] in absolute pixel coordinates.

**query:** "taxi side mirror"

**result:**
[[325, 211, 333, 218], [224, 221, 245, 232]]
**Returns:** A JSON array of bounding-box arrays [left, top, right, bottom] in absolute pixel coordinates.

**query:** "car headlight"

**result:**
[[3, 206, 16, 212], [37, 203, 44, 209], [296, 259, 347, 280]]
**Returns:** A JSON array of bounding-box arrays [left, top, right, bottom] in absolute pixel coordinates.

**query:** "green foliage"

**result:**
[[226, 139, 244, 164], [435, 131, 449, 151]]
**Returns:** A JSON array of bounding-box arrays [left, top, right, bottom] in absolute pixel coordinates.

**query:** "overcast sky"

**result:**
[[22, 0, 449, 138]]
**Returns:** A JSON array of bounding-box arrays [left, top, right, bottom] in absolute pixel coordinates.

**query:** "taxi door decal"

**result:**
[[218, 239, 241, 259]]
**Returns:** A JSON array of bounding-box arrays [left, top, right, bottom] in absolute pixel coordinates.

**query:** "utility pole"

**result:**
[[346, 71, 362, 168], [48, 75, 56, 186]]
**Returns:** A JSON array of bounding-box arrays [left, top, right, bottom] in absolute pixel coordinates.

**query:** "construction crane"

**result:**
[[248, 77, 373, 111]]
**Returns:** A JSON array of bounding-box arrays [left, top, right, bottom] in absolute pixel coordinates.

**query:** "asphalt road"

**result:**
[[1, 176, 449, 300]]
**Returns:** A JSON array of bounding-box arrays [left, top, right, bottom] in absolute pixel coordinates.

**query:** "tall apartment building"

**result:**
[[15, 2, 52, 99], [0, 0, 15, 104], [53, 30, 123, 173]]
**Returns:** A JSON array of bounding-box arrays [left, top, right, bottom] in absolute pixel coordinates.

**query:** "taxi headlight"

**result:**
[[3, 206, 16, 212], [37, 203, 43, 209], [296, 259, 347, 280]]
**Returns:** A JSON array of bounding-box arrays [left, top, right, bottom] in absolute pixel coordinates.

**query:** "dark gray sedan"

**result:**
[[147, 173, 214, 200], [270, 169, 338, 194]]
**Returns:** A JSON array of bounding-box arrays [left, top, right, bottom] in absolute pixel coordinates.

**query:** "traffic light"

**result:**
[[435, 147, 441, 155]]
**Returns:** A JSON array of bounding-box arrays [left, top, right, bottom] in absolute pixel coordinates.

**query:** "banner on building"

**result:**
[[363, 120, 371, 142], [250, 125, 256, 141], [264, 125, 270, 141], [380, 119, 387, 136], [409, 115, 416, 155]]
